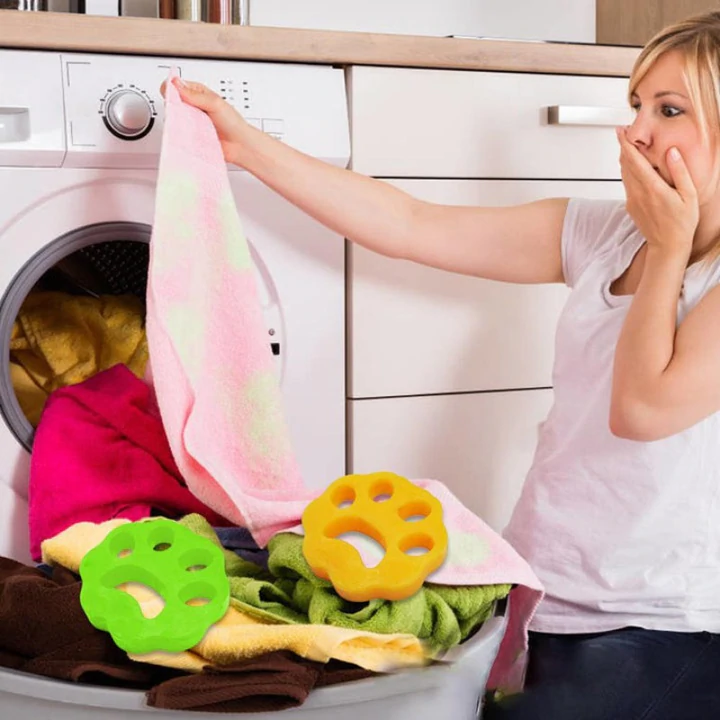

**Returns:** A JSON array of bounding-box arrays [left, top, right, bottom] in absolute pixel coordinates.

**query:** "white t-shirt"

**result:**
[[503, 197, 720, 634]]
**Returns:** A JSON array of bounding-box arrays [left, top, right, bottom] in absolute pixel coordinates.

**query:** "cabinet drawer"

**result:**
[[349, 66, 631, 178], [348, 179, 624, 399], [349, 389, 553, 533]]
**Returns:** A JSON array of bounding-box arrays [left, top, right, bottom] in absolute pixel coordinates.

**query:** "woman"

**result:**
[[165, 11, 720, 718]]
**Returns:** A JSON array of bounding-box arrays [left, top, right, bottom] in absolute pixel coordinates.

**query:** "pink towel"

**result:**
[[28, 364, 230, 561], [146, 75, 543, 693], [410, 482, 543, 692], [146, 74, 313, 548]]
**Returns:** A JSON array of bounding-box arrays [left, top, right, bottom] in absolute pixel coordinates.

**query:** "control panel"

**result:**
[[0, 51, 349, 170], [57, 53, 350, 171]]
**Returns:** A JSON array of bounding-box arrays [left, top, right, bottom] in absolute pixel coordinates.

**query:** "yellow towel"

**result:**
[[10, 291, 148, 426], [42, 520, 429, 673], [41, 519, 130, 571], [124, 584, 426, 673], [9, 360, 47, 428]]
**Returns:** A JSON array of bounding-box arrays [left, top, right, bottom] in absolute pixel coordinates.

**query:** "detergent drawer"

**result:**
[[0, 51, 65, 167]]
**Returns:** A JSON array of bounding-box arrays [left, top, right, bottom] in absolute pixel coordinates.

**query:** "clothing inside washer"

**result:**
[[8, 240, 150, 427]]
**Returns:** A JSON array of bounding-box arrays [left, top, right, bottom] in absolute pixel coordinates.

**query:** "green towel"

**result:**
[[179, 513, 266, 580], [178, 514, 304, 625], [180, 515, 511, 653], [267, 531, 510, 653]]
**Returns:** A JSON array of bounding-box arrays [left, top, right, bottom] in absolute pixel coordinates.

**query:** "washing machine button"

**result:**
[[104, 89, 154, 140]]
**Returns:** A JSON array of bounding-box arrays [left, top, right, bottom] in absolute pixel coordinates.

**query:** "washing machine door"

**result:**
[[0, 169, 288, 564]]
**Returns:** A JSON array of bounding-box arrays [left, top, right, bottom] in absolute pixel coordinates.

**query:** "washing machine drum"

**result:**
[[0, 221, 151, 451]]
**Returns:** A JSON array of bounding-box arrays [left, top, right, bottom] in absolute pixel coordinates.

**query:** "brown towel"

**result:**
[[147, 650, 375, 713], [0, 557, 167, 687], [0, 556, 376, 712], [317, 659, 376, 688]]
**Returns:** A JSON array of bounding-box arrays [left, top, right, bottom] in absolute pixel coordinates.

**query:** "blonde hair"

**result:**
[[629, 12, 720, 140], [629, 11, 720, 261]]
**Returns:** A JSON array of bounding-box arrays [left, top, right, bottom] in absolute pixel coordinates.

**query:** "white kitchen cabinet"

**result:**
[[349, 388, 554, 533], [346, 66, 630, 529], [349, 67, 632, 179], [348, 179, 625, 399]]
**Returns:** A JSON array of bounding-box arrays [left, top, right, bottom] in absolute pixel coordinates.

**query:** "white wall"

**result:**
[[250, 0, 596, 44]]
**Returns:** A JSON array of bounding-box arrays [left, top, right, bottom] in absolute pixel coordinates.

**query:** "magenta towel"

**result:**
[[28, 364, 230, 560], [145, 73, 312, 547]]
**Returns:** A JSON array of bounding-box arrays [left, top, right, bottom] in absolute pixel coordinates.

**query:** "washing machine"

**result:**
[[0, 49, 350, 564]]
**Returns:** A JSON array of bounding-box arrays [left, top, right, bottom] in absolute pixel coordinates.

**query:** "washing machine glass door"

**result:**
[[0, 170, 285, 565], [0, 172, 157, 564]]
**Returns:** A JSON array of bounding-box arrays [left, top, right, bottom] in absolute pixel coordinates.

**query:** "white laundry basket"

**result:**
[[0, 598, 507, 720]]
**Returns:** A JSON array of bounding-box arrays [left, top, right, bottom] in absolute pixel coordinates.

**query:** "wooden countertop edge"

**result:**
[[0, 10, 641, 76]]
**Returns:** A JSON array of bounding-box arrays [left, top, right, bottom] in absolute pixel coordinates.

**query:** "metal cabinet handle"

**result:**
[[0, 107, 30, 143], [546, 105, 632, 127]]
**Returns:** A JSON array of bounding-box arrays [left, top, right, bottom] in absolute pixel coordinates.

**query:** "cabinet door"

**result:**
[[348, 179, 624, 399], [597, 0, 718, 47], [349, 389, 553, 533], [349, 67, 631, 178]]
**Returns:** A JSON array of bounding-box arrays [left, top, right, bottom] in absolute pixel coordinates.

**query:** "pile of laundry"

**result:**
[[0, 72, 543, 712], [1, 359, 510, 713]]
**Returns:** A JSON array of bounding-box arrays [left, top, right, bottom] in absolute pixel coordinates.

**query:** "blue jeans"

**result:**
[[484, 627, 720, 720]]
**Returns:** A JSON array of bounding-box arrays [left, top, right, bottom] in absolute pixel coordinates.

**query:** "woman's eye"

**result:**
[[661, 104, 683, 118], [630, 103, 641, 113]]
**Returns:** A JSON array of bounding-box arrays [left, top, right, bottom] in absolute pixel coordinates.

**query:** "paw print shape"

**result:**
[[79, 518, 230, 654], [302, 472, 448, 602]]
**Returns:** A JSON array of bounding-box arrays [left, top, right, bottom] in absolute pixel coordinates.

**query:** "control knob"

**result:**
[[103, 89, 154, 140]]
